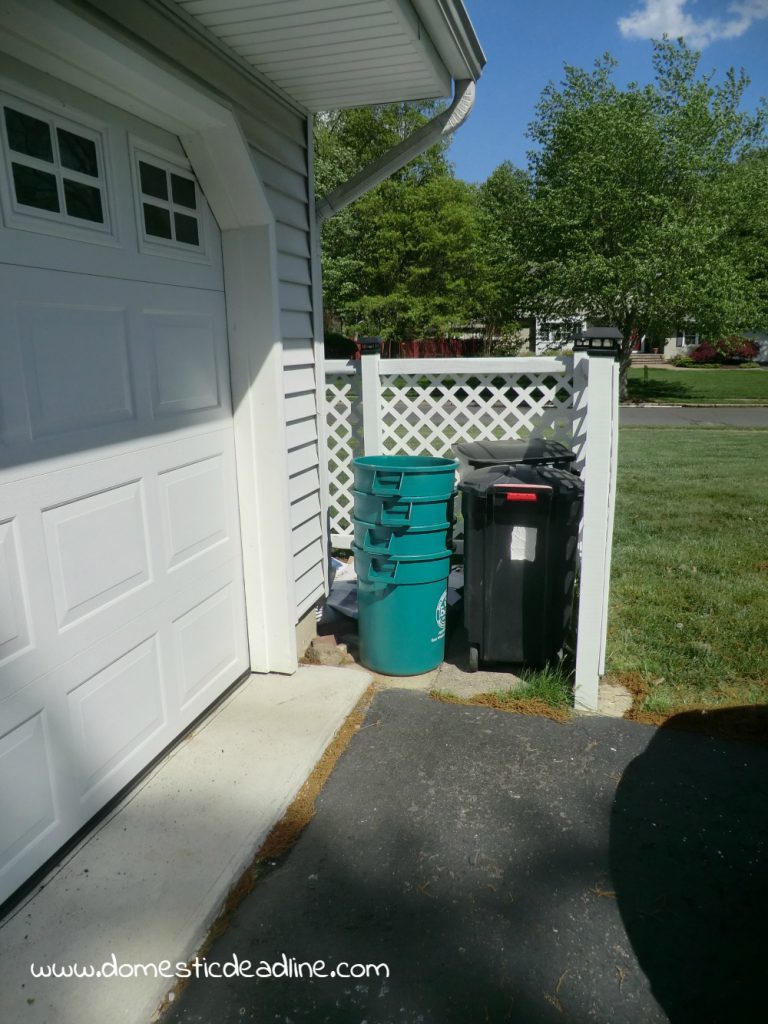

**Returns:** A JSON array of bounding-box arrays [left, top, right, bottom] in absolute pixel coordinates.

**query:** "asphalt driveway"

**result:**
[[164, 691, 768, 1024]]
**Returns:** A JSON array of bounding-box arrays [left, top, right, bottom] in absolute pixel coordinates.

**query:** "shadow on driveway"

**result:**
[[611, 706, 768, 1023], [164, 692, 768, 1024]]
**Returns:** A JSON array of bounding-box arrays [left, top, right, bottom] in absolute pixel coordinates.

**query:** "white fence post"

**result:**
[[360, 337, 383, 456], [574, 351, 619, 710]]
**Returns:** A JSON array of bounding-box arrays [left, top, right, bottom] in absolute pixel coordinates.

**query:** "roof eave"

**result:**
[[410, 0, 486, 81]]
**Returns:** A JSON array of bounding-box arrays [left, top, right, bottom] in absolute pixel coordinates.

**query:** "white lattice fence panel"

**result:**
[[324, 357, 576, 549], [325, 365, 362, 545], [379, 368, 575, 457]]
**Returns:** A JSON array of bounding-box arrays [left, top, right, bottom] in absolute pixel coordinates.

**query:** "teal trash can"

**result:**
[[353, 455, 457, 499], [354, 547, 452, 675], [351, 490, 456, 528], [352, 454, 457, 675], [353, 518, 454, 557]]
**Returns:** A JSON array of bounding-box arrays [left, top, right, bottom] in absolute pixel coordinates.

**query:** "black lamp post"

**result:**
[[574, 326, 622, 358]]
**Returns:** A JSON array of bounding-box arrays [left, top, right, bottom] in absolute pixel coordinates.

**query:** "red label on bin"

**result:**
[[504, 492, 537, 502]]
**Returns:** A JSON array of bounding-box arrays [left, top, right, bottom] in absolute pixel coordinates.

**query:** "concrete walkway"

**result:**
[[0, 666, 371, 1024], [164, 690, 768, 1024]]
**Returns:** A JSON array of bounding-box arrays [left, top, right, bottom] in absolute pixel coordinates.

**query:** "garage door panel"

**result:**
[[159, 454, 229, 572], [0, 517, 33, 665], [0, 428, 245, 706], [0, 708, 59, 878], [43, 479, 151, 629], [0, 271, 234, 477], [0, 677, 69, 903], [146, 311, 223, 418], [174, 581, 244, 715], [18, 302, 136, 439], [0, 553, 248, 893], [67, 633, 165, 806]]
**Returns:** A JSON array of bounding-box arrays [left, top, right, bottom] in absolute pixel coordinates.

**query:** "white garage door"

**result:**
[[0, 69, 250, 904]]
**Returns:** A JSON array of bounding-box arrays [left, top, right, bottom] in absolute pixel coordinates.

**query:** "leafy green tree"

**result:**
[[314, 104, 481, 342], [714, 150, 768, 328], [475, 161, 535, 351], [525, 38, 767, 393]]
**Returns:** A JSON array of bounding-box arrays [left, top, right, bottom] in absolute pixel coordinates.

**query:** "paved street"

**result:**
[[621, 405, 768, 426]]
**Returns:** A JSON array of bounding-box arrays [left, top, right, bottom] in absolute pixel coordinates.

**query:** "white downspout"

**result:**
[[315, 78, 476, 223]]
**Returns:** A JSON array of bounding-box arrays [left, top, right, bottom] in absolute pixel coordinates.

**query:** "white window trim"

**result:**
[[676, 330, 699, 348], [129, 137, 211, 264], [0, 87, 117, 245]]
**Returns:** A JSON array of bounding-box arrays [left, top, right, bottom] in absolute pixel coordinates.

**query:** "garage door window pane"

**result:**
[[143, 203, 172, 239], [64, 179, 103, 223], [4, 107, 53, 163], [139, 161, 168, 201], [174, 212, 199, 246], [171, 173, 196, 210], [57, 128, 98, 177], [12, 163, 59, 212]]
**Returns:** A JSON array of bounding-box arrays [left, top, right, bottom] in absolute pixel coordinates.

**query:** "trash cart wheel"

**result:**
[[468, 644, 480, 673]]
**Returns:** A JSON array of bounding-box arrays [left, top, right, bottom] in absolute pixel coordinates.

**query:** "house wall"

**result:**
[[249, 136, 325, 619], [745, 331, 768, 364], [664, 334, 699, 360], [533, 317, 586, 355]]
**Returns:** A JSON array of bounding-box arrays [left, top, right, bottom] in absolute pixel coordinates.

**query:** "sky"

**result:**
[[448, 0, 768, 183]]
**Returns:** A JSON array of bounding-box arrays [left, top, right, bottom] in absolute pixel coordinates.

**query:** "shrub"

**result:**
[[740, 361, 762, 369], [668, 355, 696, 367], [691, 336, 760, 365], [324, 332, 358, 359]]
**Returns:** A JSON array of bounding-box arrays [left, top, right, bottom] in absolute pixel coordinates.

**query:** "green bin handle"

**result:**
[[366, 559, 398, 583], [372, 470, 405, 495], [363, 529, 393, 554], [380, 501, 412, 525]]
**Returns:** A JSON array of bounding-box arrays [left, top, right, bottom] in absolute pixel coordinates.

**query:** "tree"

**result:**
[[314, 104, 481, 341], [475, 162, 535, 351], [525, 38, 767, 394], [715, 150, 768, 328]]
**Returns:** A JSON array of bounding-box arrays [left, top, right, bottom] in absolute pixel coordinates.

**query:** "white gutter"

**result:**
[[315, 77, 476, 224]]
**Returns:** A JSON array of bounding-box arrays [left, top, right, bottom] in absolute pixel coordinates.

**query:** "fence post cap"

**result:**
[[360, 337, 383, 355], [575, 327, 622, 357]]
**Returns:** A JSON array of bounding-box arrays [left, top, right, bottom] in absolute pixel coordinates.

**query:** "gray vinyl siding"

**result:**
[[249, 125, 325, 620]]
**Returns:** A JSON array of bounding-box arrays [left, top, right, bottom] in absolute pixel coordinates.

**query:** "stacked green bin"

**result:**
[[352, 455, 457, 675]]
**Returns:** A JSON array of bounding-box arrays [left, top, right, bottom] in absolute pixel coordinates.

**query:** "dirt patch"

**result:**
[[259, 687, 375, 858], [612, 672, 768, 746], [430, 689, 571, 723], [154, 683, 376, 1020]]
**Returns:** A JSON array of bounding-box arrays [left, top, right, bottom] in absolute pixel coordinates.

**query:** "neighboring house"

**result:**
[[662, 329, 768, 361], [748, 332, 768, 363], [663, 329, 700, 360], [0, 0, 484, 905], [532, 317, 587, 354]]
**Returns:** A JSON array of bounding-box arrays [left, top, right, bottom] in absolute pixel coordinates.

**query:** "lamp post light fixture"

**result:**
[[359, 336, 383, 356], [574, 326, 622, 357]]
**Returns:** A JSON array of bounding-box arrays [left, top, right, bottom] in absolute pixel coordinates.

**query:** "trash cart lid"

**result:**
[[458, 463, 548, 497], [454, 439, 575, 469], [458, 463, 584, 497]]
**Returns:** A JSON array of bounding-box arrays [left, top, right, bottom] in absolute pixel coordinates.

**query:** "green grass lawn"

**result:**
[[626, 367, 768, 405], [606, 426, 768, 714]]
